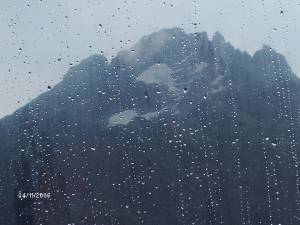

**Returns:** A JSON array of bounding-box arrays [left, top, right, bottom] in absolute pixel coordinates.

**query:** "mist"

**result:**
[[1, 0, 299, 118]]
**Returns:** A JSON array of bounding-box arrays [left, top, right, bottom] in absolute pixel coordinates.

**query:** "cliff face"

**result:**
[[1, 28, 300, 225]]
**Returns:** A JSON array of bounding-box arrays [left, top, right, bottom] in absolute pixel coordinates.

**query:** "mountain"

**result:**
[[1, 27, 300, 225]]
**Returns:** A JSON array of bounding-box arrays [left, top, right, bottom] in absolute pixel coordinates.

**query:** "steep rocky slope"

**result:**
[[0, 28, 300, 225]]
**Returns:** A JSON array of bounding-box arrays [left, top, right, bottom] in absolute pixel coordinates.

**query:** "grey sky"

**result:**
[[0, 0, 299, 118]]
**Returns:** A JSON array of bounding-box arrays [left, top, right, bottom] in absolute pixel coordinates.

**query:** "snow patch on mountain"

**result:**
[[141, 111, 160, 120], [108, 107, 170, 127], [141, 107, 168, 120], [137, 63, 175, 89], [108, 110, 138, 127]]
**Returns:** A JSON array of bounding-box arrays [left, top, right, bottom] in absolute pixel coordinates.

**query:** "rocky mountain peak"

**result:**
[[1, 28, 300, 225]]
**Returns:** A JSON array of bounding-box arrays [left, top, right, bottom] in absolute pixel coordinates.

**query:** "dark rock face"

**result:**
[[1, 28, 300, 225]]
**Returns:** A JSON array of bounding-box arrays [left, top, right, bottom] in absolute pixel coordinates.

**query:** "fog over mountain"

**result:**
[[1, 28, 300, 225], [1, 0, 300, 119]]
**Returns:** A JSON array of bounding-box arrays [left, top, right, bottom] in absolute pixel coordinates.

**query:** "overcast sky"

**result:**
[[0, 0, 299, 118]]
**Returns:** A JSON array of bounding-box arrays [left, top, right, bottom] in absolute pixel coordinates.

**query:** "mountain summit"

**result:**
[[1, 28, 300, 225]]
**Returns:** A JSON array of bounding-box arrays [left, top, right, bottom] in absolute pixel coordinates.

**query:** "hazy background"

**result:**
[[0, 0, 299, 118]]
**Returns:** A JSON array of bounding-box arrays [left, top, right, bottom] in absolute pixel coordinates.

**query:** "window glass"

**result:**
[[0, 1, 299, 224]]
